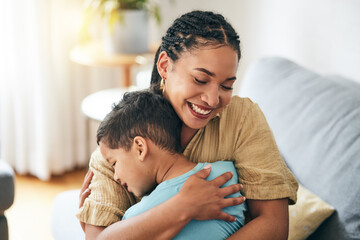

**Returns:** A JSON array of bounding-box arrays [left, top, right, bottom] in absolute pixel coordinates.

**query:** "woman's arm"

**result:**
[[221, 98, 296, 238], [79, 166, 245, 240], [227, 198, 289, 240], [85, 225, 105, 240], [96, 192, 191, 240]]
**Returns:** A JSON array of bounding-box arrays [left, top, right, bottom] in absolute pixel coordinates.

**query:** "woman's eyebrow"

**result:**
[[194, 67, 236, 81], [226, 76, 237, 81], [194, 68, 216, 77]]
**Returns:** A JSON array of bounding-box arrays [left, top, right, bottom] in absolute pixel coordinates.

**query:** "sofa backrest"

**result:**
[[239, 57, 360, 240]]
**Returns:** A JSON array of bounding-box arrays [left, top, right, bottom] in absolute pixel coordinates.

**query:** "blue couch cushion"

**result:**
[[240, 57, 360, 239]]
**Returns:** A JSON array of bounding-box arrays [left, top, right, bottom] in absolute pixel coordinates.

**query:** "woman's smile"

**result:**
[[187, 102, 213, 119], [161, 45, 238, 130]]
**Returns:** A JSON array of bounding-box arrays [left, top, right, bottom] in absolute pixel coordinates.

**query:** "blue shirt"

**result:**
[[123, 161, 247, 240]]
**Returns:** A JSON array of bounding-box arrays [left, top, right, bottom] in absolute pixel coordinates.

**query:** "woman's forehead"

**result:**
[[174, 46, 238, 73]]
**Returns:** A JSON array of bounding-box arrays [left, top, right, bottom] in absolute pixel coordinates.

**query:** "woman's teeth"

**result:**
[[191, 103, 212, 115]]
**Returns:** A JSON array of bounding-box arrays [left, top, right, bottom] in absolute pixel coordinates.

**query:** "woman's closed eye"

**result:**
[[221, 85, 233, 90], [194, 78, 207, 84], [194, 77, 233, 90]]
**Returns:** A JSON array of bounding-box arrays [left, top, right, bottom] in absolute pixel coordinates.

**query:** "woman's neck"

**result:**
[[180, 124, 198, 149]]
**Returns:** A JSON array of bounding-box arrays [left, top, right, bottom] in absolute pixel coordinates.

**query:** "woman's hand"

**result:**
[[177, 164, 245, 222], [96, 165, 244, 240], [79, 169, 94, 232]]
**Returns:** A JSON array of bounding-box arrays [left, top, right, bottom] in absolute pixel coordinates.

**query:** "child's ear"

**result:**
[[133, 136, 148, 161]]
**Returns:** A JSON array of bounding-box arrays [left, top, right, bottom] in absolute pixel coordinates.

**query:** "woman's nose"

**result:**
[[201, 85, 220, 107]]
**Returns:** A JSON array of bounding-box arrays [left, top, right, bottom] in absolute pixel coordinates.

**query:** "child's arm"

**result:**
[[96, 193, 191, 240]]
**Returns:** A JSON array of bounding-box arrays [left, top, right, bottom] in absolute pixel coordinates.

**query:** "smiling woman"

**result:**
[[158, 46, 238, 132], [78, 10, 298, 240]]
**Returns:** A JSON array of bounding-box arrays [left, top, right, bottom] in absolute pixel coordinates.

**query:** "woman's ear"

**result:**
[[133, 136, 148, 162], [157, 51, 171, 80]]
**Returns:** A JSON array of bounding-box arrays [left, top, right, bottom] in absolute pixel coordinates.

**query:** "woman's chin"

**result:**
[[183, 103, 221, 129], [183, 118, 210, 130]]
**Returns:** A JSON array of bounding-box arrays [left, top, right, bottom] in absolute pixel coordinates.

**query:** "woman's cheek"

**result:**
[[221, 92, 232, 106]]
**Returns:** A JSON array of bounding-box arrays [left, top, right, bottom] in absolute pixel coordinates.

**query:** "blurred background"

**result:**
[[0, 0, 359, 239]]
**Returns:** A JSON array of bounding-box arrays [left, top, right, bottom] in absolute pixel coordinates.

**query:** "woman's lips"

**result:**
[[187, 102, 213, 119]]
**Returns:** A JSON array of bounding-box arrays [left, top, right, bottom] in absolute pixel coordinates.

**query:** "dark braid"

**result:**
[[150, 10, 241, 93]]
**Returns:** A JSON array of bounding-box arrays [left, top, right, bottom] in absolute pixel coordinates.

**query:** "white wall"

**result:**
[[154, 0, 360, 92]]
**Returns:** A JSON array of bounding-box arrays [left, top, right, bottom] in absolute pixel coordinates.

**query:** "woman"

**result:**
[[78, 10, 298, 239]]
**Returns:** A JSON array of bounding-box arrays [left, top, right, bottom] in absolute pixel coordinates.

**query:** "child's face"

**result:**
[[99, 141, 156, 197]]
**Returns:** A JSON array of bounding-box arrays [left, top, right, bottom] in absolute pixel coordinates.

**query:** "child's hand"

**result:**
[[178, 164, 245, 222]]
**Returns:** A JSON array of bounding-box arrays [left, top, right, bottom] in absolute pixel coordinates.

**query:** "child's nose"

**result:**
[[114, 173, 121, 183]]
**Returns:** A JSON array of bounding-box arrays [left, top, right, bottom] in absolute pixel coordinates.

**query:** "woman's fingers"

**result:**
[[217, 211, 237, 222], [192, 164, 212, 179], [219, 183, 243, 198], [220, 196, 246, 209], [79, 169, 93, 209], [178, 165, 246, 222], [80, 169, 93, 195], [79, 188, 91, 208], [80, 221, 86, 233], [78, 169, 93, 232], [209, 171, 234, 187]]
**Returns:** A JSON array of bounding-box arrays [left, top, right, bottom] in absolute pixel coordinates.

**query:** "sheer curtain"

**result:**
[[0, 0, 119, 180]]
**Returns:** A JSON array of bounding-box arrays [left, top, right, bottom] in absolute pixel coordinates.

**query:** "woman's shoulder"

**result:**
[[216, 96, 269, 136], [230, 95, 254, 106], [219, 95, 257, 119]]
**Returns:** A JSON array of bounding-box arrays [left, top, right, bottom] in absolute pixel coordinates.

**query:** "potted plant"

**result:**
[[80, 0, 161, 54]]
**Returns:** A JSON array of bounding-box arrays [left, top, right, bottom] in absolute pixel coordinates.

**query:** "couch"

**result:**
[[51, 57, 360, 240], [240, 57, 360, 239], [0, 158, 15, 240]]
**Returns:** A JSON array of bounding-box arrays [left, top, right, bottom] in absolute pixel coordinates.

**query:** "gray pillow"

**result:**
[[240, 57, 360, 239]]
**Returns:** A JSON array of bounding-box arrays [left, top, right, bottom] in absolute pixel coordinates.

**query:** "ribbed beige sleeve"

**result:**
[[231, 98, 298, 204], [183, 96, 298, 204], [76, 148, 138, 226]]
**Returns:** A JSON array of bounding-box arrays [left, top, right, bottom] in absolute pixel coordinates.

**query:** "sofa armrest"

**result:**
[[0, 159, 14, 214]]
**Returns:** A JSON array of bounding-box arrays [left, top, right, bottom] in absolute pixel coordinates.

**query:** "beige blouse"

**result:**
[[77, 96, 298, 226]]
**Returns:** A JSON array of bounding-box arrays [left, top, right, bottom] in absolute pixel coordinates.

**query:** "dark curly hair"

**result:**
[[97, 90, 182, 153], [150, 10, 241, 93]]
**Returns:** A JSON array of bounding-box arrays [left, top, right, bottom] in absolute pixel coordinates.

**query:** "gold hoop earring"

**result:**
[[160, 78, 166, 94]]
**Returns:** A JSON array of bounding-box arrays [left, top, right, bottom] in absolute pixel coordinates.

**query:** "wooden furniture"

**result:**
[[70, 42, 156, 156], [70, 42, 155, 87]]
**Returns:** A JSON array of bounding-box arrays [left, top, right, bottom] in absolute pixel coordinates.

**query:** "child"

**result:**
[[97, 90, 247, 239]]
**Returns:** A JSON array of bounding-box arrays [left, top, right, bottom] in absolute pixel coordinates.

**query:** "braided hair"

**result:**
[[150, 10, 241, 93]]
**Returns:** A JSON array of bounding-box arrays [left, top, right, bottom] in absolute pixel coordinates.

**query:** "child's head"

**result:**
[[97, 90, 182, 196]]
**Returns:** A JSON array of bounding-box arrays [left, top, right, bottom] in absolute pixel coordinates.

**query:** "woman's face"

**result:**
[[161, 46, 238, 130]]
